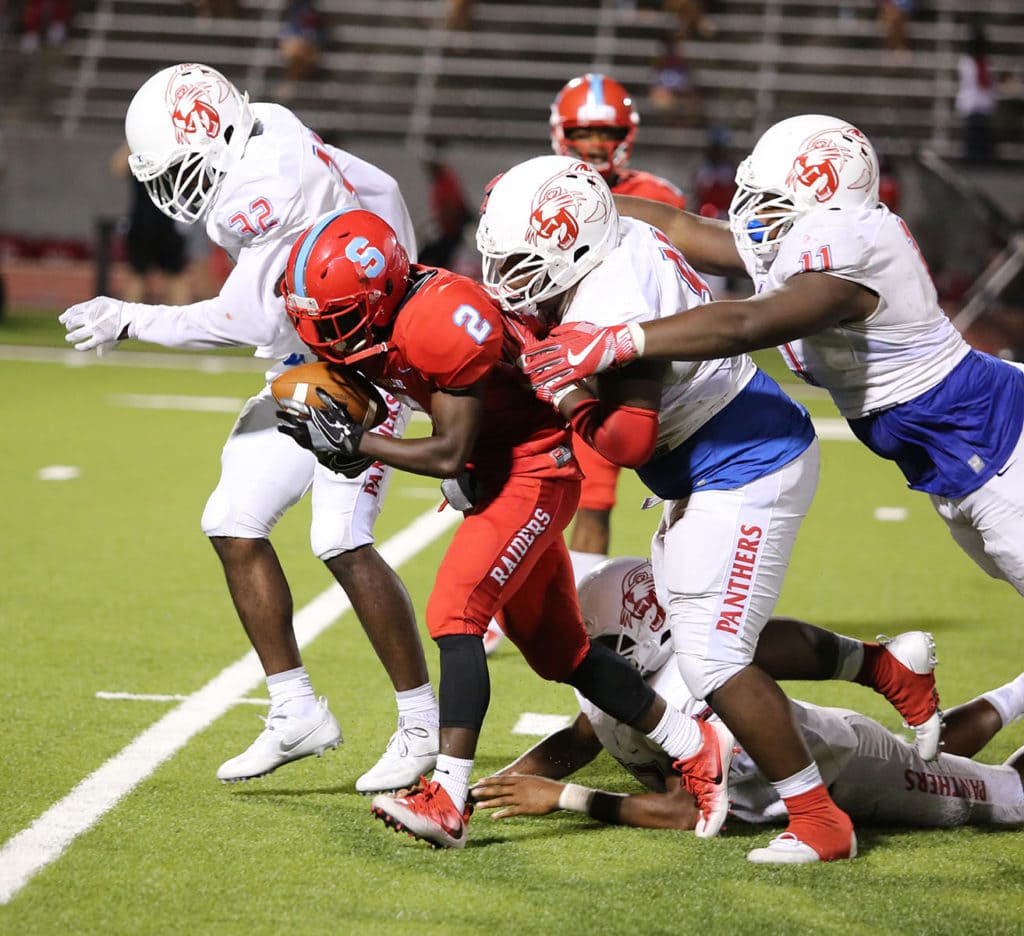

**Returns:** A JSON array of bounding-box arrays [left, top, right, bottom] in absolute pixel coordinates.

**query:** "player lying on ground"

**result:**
[[472, 557, 1024, 834]]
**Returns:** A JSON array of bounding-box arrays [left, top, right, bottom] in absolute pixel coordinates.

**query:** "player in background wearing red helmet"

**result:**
[[275, 208, 733, 849], [550, 74, 687, 584]]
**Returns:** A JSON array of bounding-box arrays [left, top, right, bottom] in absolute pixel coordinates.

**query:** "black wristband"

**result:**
[[588, 791, 624, 825]]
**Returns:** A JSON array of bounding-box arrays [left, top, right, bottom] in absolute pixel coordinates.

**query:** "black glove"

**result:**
[[317, 451, 375, 479], [277, 387, 365, 458], [440, 472, 479, 512]]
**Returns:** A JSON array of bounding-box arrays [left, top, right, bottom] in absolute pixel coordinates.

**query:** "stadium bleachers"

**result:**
[[44, 0, 1024, 161]]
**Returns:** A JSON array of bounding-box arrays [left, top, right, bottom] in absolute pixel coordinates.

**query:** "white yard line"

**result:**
[[0, 505, 461, 905]]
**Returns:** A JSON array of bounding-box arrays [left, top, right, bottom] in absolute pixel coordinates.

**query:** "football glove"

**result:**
[[518, 321, 646, 397], [59, 297, 131, 352], [277, 387, 365, 459]]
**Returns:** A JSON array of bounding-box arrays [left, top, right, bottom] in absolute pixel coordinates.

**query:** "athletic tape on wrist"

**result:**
[[557, 782, 596, 814]]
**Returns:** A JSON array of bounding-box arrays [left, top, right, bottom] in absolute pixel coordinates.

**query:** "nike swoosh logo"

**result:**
[[280, 719, 327, 752], [996, 460, 1015, 477], [566, 334, 606, 367]]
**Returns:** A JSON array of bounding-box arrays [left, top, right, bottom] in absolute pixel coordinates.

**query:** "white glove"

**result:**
[[59, 297, 130, 352]]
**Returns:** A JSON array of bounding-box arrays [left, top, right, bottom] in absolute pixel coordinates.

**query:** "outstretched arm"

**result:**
[[614, 195, 745, 276], [470, 712, 701, 830], [519, 272, 877, 393]]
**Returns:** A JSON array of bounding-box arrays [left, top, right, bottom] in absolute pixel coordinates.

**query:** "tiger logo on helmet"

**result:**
[[786, 126, 877, 205]]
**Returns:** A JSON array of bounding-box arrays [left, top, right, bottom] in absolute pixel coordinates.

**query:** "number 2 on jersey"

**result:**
[[452, 305, 493, 344]]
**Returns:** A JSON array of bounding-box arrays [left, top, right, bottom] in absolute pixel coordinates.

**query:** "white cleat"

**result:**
[[355, 719, 440, 794], [879, 631, 943, 761], [747, 830, 858, 864], [217, 697, 342, 783]]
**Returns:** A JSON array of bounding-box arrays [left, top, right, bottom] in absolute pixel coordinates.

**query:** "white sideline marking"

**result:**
[[813, 418, 855, 441], [37, 465, 80, 481], [96, 692, 269, 706], [874, 506, 909, 522], [512, 713, 573, 736], [0, 505, 461, 905]]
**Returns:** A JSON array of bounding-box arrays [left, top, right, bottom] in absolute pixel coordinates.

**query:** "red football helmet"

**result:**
[[283, 208, 410, 362], [550, 73, 639, 178]]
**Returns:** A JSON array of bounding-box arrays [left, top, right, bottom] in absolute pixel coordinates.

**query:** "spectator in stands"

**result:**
[[277, 0, 324, 102], [649, 34, 703, 126], [692, 125, 737, 297], [956, 20, 998, 165], [0, 126, 6, 322], [663, 0, 715, 41], [110, 143, 190, 305], [18, 0, 73, 51], [877, 0, 914, 54], [418, 144, 471, 270], [446, 0, 475, 30]]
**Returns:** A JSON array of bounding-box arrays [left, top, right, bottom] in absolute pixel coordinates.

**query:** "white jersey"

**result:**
[[743, 205, 970, 419], [564, 218, 756, 455], [124, 102, 417, 362], [577, 666, 1024, 828]]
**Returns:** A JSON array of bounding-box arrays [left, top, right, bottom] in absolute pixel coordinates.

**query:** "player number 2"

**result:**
[[452, 305, 492, 344]]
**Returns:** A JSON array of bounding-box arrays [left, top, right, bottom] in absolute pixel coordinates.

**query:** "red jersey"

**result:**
[[358, 267, 578, 482], [610, 168, 687, 209]]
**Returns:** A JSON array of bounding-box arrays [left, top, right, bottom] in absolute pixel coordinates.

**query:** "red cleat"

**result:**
[[672, 718, 733, 838], [371, 777, 472, 849]]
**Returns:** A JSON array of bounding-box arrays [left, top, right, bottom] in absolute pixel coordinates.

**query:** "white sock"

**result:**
[[833, 635, 865, 681], [981, 673, 1024, 727], [569, 549, 607, 587], [647, 706, 703, 761], [396, 683, 439, 728], [432, 755, 473, 812], [771, 762, 824, 799], [266, 666, 316, 716]]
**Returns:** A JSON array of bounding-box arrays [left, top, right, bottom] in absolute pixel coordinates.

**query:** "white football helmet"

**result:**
[[125, 63, 255, 224], [476, 154, 619, 315], [729, 114, 880, 261], [578, 556, 672, 679]]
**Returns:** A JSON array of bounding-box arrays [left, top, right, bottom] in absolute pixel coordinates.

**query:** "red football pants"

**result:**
[[427, 474, 589, 681]]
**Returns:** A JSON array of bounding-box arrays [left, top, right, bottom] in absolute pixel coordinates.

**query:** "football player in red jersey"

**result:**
[[275, 208, 734, 849], [550, 73, 688, 584]]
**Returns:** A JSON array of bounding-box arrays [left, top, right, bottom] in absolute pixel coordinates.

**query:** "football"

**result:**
[[271, 361, 388, 429]]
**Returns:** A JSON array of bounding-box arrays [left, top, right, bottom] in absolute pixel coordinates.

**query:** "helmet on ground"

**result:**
[[283, 208, 410, 362], [476, 155, 618, 315], [729, 114, 880, 261], [125, 63, 255, 223], [550, 73, 639, 178], [578, 556, 672, 679]]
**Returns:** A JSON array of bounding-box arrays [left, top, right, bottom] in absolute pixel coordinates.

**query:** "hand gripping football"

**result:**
[[271, 361, 387, 429]]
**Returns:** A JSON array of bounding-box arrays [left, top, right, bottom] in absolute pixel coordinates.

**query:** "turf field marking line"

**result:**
[[95, 692, 270, 705], [0, 504, 461, 906]]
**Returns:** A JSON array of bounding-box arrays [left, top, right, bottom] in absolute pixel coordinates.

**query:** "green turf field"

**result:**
[[1, 313, 1022, 935]]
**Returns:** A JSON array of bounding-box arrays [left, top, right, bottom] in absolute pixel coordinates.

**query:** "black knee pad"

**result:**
[[567, 640, 657, 727], [437, 634, 491, 731]]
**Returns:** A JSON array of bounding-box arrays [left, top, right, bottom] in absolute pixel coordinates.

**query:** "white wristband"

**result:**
[[557, 782, 595, 814], [627, 321, 646, 357]]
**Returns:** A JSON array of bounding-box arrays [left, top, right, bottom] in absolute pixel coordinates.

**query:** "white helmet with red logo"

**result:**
[[476, 154, 619, 315], [125, 63, 255, 223], [729, 114, 880, 261], [550, 73, 639, 179], [578, 556, 672, 679]]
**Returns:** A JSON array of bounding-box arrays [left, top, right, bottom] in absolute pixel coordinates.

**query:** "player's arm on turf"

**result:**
[[614, 195, 744, 276], [471, 713, 700, 829]]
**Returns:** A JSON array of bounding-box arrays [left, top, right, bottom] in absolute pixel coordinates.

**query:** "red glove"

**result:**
[[517, 321, 645, 399]]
